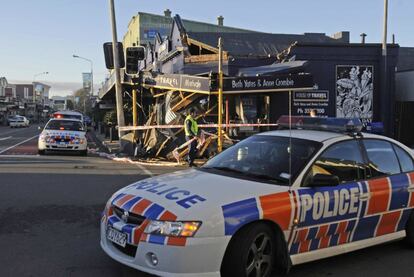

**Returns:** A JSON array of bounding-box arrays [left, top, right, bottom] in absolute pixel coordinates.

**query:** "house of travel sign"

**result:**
[[142, 73, 314, 94]]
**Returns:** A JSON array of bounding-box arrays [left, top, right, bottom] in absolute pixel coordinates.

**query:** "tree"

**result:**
[[66, 99, 74, 110], [72, 88, 92, 115]]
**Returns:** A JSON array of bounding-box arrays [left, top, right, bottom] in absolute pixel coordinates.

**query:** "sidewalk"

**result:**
[[87, 129, 120, 154], [87, 129, 189, 167]]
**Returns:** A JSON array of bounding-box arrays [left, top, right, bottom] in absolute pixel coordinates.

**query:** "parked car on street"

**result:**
[[9, 115, 30, 128], [7, 115, 18, 126], [100, 116, 414, 277], [83, 116, 92, 127], [38, 118, 87, 156]]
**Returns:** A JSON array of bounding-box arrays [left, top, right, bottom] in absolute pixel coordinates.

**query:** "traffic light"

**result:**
[[125, 46, 145, 75], [103, 42, 125, 69]]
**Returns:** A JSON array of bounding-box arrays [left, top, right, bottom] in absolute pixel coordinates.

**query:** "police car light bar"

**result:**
[[277, 116, 363, 133]]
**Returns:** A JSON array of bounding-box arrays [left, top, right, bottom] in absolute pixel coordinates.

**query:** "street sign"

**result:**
[[82, 72, 92, 91]]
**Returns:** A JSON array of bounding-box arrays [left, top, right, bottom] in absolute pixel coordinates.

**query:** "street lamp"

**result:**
[[72, 54, 94, 97]]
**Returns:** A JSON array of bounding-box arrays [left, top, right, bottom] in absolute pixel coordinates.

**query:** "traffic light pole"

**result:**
[[132, 87, 138, 139], [109, 0, 125, 142]]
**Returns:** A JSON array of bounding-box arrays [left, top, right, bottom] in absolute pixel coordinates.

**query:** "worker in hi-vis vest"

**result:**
[[184, 108, 199, 167]]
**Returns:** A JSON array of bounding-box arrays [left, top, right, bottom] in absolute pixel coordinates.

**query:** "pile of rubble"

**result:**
[[133, 91, 233, 162]]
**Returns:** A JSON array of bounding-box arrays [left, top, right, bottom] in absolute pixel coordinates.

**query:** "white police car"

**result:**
[[100, 117, 414, 277], [38, 118, 87, 156]]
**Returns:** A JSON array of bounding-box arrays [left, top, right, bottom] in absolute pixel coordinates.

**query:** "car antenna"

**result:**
[[288, 90, 292, 188]]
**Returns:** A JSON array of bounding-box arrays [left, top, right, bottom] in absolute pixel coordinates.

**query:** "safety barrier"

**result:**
[[118, 123, 279, 132]]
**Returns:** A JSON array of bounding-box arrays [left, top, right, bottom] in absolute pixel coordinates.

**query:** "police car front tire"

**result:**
[[405, 211, 414, 248], [221, 222, 276, 277], [38, 150, 45, 155]]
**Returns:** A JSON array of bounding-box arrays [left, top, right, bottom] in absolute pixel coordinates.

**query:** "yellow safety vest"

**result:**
[[185, 115, 198, 136]]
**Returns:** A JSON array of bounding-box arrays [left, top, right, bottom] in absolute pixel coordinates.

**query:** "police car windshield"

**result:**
[[203, 135, 321, 186], [45, 120, 84, 131]]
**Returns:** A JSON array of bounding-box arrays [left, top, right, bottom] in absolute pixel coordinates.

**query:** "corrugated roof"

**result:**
[[188, 32, 344, 57]]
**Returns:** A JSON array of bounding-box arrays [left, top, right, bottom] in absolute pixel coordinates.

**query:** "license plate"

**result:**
[[107, 226, 127, 247]]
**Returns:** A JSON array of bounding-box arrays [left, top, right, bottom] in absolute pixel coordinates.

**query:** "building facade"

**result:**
[[100, 12, 400, 141], [15, 84, 34, 101], [51, 96, 67, 111], [0, 77, 17, 124], [395, 47, 414, 145], [0, 79, 52, 124], [122, 10, 257, 48]]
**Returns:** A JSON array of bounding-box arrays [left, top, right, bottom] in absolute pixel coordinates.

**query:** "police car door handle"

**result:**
[[407, 185, 414, 192], [358, 193, 371, 201]]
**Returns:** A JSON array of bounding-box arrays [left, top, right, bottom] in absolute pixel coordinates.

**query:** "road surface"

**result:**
[[0, 125, 413, 276]]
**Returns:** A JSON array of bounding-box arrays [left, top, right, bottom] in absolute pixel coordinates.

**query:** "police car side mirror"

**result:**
[[309, 174, 339, 187]]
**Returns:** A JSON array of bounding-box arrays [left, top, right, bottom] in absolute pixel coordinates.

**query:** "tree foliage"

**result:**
[[66, 99, 74, 110], [72, 88, 92, 115]]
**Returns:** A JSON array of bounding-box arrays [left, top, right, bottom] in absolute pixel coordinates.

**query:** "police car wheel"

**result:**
[[221, 223, 276, 277], [80, 150, 87, 156], [406, 211, 414, 248], [38, 150, 45, 155]]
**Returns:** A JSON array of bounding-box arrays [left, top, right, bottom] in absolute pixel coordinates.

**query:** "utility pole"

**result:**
[[109, 0, 125, 141], [217, 37, 223, 153], [382, 0, 388, 58], [132, 87, 137, 138], [381, 0, 389, 135]]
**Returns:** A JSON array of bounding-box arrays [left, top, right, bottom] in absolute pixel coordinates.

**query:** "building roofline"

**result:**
[[136, 11, 260, 34], [32, 81, 51, 89], [296, 42, 400, 48]]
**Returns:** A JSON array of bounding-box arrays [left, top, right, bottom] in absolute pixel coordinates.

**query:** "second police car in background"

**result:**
[[53, 110, 84, 122], [38, 118, 87, 156], [100, 117, 414, 277]]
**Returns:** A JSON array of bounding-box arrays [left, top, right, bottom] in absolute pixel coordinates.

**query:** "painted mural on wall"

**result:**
[[336, 65, 373, 125]]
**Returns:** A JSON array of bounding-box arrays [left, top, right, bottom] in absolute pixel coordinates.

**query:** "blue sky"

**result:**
[[0, 0, 412, 96]]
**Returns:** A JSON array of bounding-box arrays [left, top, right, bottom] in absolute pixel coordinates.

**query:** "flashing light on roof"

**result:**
[[365, 122, 384, 134], [277, 116, 363, 133], [59, 127, 65, 130], [55, 114, 62, 118]]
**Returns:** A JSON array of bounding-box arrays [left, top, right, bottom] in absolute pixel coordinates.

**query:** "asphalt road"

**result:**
[[0, 125, 40, 155], [0, 125, 413, 277]]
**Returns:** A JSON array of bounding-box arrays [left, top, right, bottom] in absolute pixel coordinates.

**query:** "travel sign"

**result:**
[[142, 72, 314, 94], [142, 73, 211, 93]]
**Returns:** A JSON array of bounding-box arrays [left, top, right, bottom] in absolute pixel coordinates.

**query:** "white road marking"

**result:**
[[112, 157, 154, 176], [0, 136, 12, 141], [134, 163, 154, 176], [0, 135, 39, 154], [0, 154, 40, 158], [0, 160, 46, 164]]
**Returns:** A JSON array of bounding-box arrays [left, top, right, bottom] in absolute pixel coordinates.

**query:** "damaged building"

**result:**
[[99, 12, 399, 160]]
